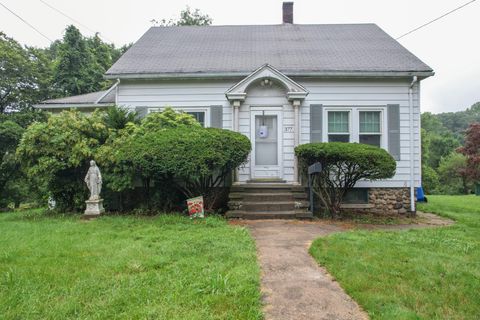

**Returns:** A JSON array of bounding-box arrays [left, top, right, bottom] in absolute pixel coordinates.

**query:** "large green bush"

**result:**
[[17, 110, 109, 211], [437, 152, 472, 194], [99, 125, 251, 211], [421, 165, 440, 194], [295, 142, 396, 216], [0, 111, 49, 208]]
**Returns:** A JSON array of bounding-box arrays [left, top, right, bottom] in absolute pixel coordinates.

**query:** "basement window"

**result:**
[[342, 188, 369, 204]]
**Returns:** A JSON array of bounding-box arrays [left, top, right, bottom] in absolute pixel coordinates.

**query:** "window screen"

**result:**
[[186, 111, 206, 127], [360, 111, 381, 133], [328, 111, 349, 133], [359, 111, 381, 147]]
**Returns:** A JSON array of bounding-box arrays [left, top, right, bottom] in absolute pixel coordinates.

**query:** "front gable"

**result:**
[[225, 64, 308, 102]]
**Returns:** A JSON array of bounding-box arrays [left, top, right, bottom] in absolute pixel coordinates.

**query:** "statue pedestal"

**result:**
[[83, 199, 105, 219]]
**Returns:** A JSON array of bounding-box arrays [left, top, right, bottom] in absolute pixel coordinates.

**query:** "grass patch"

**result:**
[[0, 210, 262, 319], [326, 212, 421, 225], [310, 195, 480, 320]]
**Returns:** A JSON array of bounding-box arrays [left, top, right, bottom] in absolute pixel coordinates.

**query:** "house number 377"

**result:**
[[284, 126, 294, 133]]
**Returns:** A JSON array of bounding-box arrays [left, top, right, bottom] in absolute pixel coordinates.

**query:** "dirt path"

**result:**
[[237, 212, 453, 320]]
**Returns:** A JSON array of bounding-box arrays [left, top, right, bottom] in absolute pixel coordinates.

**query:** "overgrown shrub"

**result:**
[[17, 110, 108, 211], [0, 111, 49, 208], [295, 142, 396, 216], [422, 165, 439, 194], [437, 152, 472, 194], [98, 109, 250, 211]]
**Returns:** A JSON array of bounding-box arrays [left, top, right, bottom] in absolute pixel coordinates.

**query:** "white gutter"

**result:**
[[95, 79, 120, 104], [34, 103, 113, 109], [105, 71, 435, 80], [409, 76, 418, 213]]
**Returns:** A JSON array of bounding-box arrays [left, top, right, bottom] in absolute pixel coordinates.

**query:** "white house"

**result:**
[[37, 3, 433, 217]]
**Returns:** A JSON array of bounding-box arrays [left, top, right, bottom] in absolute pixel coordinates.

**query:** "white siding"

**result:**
[[297, 78, 421, 188], [117, 79, 237, 130], [116, 77, 422, 187]]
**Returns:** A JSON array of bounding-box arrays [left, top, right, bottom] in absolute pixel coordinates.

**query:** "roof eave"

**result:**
[[105, 70, 434, 80], [34, 103, 113, 109]]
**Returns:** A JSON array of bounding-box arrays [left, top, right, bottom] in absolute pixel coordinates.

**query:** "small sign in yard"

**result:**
[[187, 196, 205, 218]]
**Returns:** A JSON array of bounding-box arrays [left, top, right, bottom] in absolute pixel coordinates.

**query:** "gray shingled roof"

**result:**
[[39, 90, 115, 105], [106, 24, 433, 77]]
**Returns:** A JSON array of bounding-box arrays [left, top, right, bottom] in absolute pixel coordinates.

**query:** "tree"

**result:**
[[152, 6, 212, 26], [0, 120, 24, 208], [422, 165, 439, 194], [457, 122, 480, 182], [17, 110, 109, 211], [437, 152, 471, 194], [427, 134, 460, 169], [0, 110, 48, 208], [0, 33, 37, 113], [54, 25, 98, 95], [295, 143, 396, 216], [86, 34, 112, 91]]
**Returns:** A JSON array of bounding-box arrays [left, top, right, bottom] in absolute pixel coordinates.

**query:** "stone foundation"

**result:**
[[342, 187, 415, 215]]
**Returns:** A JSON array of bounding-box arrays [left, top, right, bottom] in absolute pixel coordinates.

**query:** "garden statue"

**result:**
[[83, 160, 105, 218], [84, 160, 102, 200]]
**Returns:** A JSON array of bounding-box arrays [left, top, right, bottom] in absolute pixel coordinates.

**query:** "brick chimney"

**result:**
[[282, 2, 293, 24]]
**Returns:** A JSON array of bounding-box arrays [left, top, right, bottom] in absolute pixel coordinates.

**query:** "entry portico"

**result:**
[[226, 64, 308, 183]]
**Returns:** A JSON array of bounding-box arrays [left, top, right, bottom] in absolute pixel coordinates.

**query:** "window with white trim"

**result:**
[[147, 107, 210, 127], [328, 111, 350, 142], [359, 111, 381, 147], [186, 111, 206, 127], [324, 107, 386, 149]]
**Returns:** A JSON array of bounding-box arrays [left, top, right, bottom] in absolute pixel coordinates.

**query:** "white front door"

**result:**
[[251, 109, 283, 179]]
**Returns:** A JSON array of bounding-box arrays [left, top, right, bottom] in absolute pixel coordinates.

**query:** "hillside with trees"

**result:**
[[422, 102, 480, 194]]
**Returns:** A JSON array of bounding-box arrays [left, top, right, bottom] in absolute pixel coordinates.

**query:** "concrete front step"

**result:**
[[230, 192, 293, 201], [241, 201, 296, 212], [231, 183, 306, 193], [227, 183, 311, 220], [230, 192, 307, 201]]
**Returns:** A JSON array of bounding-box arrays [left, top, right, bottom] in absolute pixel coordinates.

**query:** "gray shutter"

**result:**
[[210, 105, 223, 128], [387, 104, 401, 160], [310, 104, 323, 142]]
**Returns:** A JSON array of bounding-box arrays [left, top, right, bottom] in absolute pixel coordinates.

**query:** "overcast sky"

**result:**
[[1, 0, 479, 113]]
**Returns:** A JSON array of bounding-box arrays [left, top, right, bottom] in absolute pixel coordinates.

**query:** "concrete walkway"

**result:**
[[238, 212, 453, 320]]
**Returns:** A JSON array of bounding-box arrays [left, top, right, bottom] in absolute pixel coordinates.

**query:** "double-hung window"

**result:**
[[328, 111, 350, 142], [324, 107, 386, 148], [186, 111, 206, 127], [359, 111, 381, 147], [147, 107, 210, 127]]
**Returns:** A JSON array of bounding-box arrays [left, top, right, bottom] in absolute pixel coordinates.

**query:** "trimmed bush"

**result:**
[[99, 125, 251, 211], [295, 142, 396, 216]]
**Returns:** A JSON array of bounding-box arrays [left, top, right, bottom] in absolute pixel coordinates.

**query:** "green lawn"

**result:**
[[0, 210, 262, 319], [310, 195, 480, 320]]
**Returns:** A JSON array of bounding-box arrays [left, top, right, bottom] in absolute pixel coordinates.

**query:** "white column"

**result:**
[[233, 101, 240, 132], [233, 100, 241, 183], [293, 100, 301, 184]]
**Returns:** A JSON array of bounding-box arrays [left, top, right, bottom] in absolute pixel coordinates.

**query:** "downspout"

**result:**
[[409, 76, 418, 213]]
